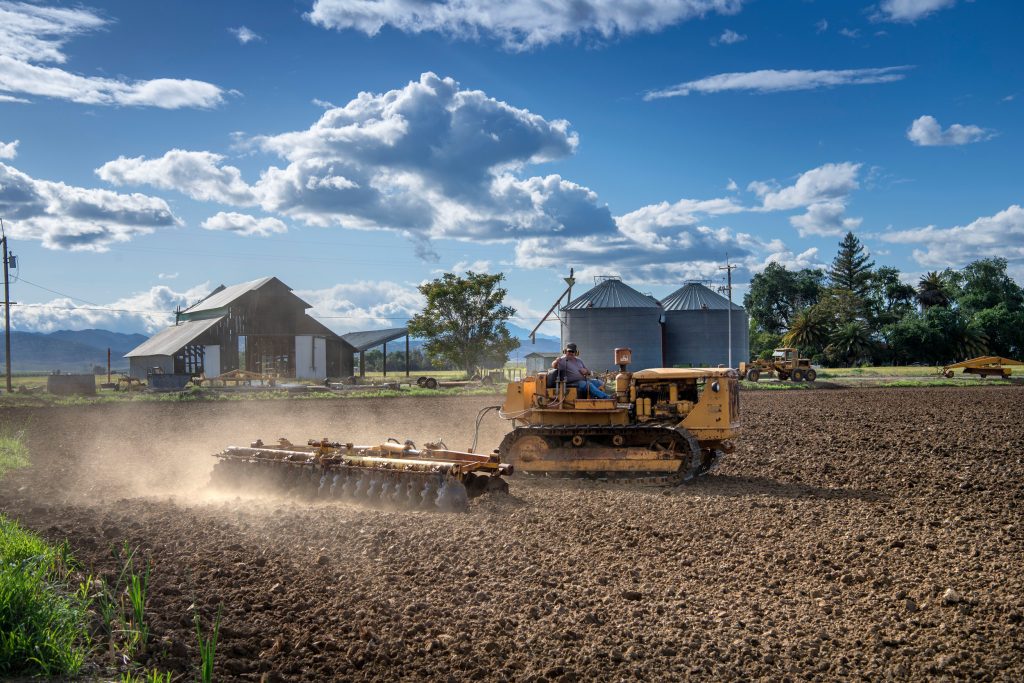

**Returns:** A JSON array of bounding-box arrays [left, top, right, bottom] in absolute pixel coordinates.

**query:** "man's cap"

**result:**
[[565, 342, 578, 352]]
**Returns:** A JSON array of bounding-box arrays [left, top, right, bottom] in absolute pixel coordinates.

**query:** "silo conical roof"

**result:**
[[565, 278, 660, 310], [661, 282, 743, 311]]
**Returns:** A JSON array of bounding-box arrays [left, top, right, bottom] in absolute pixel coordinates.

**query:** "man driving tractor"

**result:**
[[551, 342, 610, 398]]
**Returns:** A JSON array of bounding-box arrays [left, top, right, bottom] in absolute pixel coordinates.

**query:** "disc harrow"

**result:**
[[210, 437, 511, 512]]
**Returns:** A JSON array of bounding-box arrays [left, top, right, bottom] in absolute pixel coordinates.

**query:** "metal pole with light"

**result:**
[[719, 255, 737, 369]]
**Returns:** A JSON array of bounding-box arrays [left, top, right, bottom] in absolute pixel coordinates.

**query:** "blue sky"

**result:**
[[0, 0, 1021, 339]]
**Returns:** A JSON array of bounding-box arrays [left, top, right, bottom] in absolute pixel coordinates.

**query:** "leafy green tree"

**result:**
[[828, 232, 875, 298], [748, 327, 784, 360], [922, 307, 988, 362], [743, 263, 825, 333], [867, 266, 916, 326], [880, 313, 934, 364], [972, 304, 1024, 357], [956, 257, 1024, 314], [407, 271, 520, 375]]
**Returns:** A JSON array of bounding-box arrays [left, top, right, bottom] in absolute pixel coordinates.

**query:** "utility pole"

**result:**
[[1, 219, 13, 392], [719, 254, 737, 369]]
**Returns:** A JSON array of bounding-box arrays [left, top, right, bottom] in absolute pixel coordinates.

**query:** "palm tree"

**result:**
[[950, 319, 989, 360], [783, 306, 831, 351], [917, 271, 950, 310], [830, 320, 873, 366]]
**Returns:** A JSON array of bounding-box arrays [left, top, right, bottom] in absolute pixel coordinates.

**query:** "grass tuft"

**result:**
[[195, 607, 221, 683], [0, 430, 30, 478], [0, 516, 91, 676]]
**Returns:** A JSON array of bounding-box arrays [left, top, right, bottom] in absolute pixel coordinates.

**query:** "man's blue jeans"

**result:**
[[576, 379, 609, 399]]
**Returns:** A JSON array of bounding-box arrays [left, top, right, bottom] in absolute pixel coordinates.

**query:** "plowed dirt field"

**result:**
[[1, 386, 1022, 681]]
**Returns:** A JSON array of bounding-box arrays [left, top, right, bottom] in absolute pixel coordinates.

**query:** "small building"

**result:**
[[125, 277, 355, 380], [524, 351, 559, 374]]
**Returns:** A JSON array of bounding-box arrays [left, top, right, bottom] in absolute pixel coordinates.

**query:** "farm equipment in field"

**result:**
[[496, 347, 739, 484], [210, 438, 511, 512], [739, 347, 817, 382], [942, 356, 1024, 379]]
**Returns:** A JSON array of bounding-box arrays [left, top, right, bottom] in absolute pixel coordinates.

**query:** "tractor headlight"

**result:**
[[711, 381, 720, 393]]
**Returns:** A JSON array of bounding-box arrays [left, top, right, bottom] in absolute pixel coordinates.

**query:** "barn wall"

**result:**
[[129, 355, 173, 379], [295, 335, 328, 380]]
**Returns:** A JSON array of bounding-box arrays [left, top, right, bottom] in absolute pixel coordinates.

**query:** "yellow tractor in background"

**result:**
[[740, 347, 817, 382], [497, 348, 740, 483]]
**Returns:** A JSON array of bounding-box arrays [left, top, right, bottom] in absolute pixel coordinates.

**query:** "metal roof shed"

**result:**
[[340, 327, 410, 377]]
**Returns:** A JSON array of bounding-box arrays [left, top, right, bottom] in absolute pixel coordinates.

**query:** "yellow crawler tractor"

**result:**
[[497, 348, 740, 483], [210, 438, 511, 511]]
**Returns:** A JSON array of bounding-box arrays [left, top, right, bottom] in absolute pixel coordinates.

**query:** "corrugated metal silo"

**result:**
[[561, 277, 664, 371], [661, 282, 749, 368]]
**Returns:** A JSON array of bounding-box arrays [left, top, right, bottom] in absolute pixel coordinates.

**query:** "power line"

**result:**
[[14, 277, 100, 306]]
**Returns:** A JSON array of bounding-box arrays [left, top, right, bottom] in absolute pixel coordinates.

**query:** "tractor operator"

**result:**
[[551, 342, 610, 399]]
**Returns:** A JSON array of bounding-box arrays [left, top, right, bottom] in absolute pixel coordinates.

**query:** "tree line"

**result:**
[[743, 232, 1024, 366]]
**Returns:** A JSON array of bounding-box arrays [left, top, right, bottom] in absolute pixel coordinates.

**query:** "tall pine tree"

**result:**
[[828, 231, 875, 298]]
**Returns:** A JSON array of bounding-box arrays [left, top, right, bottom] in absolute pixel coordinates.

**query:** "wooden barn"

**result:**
[[124, 277, 356, 380]]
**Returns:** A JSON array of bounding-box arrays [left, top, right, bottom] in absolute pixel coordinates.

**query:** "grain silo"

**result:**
[[661, 282, 748, 368], [561, 277, 664, 371]]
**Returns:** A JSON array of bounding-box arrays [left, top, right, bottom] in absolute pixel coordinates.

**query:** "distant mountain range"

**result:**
[[0, 325, 560, 374], [0, 329, 147, 373], [506, 323, 562, 355]]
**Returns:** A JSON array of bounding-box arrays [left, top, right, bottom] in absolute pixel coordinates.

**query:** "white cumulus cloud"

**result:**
[[97, 150, 257, 205], [201, 212, 287, 237], [875, 0, 957, 23], [879, 205, 1024, 269], [906, 115, 993, 146], [0, 139, 17, 159], [0, 161, 180, 251], [11, 282, 211, 334], [712, 29, 746, 45], [100, 73, 613, 256], [296, 281, 424, 334], [306, 0, 745, 50], [0, 1, 225, 108], [230, 26, 261, 44], [750, 162, 861, 211], [790, 201, 863, 237], [645, 66, 911, 99]]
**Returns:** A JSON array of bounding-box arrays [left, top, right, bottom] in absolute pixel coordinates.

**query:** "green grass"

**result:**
[[815, 365, 943, 378], [0, 431, 30, 477], [0, 516, 91, 677], [878, 378, 1011, 388], [739, 380, 809, 391], [195, 608, 221, 683]]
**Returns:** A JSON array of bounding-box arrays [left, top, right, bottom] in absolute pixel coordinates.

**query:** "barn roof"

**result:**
[[341, 327, 408, 352], [661, 282, 743, 311], [564, 278, 660, 310], [179, 277, 310, 319], [123, 316, 224, 358]]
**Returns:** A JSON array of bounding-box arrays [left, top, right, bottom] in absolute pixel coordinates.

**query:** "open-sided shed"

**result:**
[[341, 327, 410, 377]]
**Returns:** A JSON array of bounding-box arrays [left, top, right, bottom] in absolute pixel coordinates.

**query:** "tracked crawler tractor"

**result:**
[[210, 438, 511, 512], [497, 348, 740, 484]]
